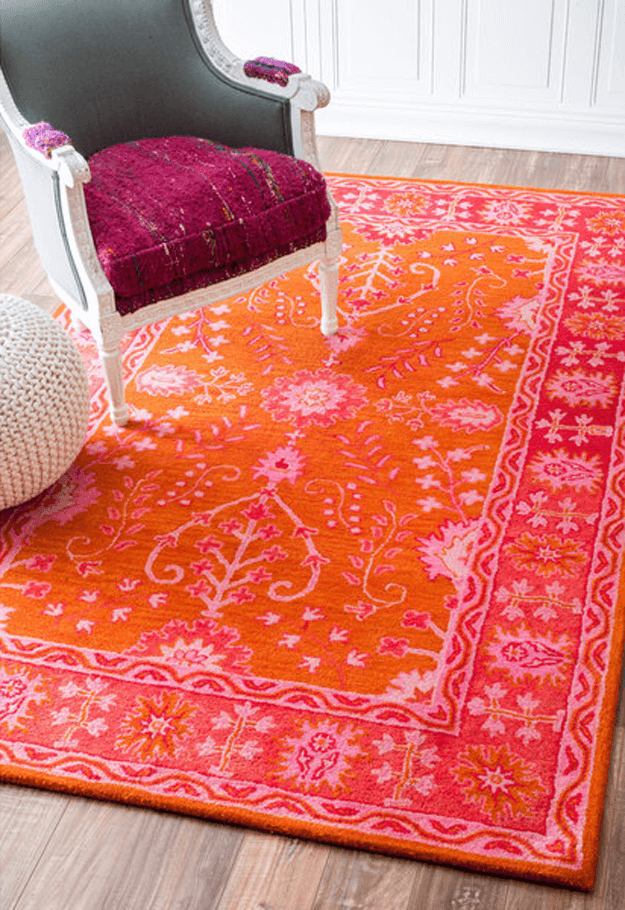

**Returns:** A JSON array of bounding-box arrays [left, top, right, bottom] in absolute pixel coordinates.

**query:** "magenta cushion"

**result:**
[[84, 137, 331, 315]]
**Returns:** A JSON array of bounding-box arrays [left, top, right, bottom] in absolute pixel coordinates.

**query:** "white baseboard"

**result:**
[[316, 96, 625, 159]]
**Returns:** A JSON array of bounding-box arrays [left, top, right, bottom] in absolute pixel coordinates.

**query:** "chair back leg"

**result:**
[[98, 340, 129, 425], [319, 224, 342, 336]]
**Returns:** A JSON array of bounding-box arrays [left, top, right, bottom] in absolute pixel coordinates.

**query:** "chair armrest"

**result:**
[[1, 67, 115, 320], [189, 0, 329, 168], [0, 70, 91, 188]]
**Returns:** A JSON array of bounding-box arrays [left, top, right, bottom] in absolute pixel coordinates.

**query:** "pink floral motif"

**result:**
[[506, 531, 587, 577], [0, 667, 48, 731], [385, 190, 427, 217], [453, 744, 546, 822], [578, 259, 625, 285], [128, 618, 252, 675], [353, 219, 418, 245], [486, 625, 573, 686], [528, 449, 603, 493], [482, 199, 532, 224], [41, 467, 101, 526], [116, 691, 197, 760], [402, 611, 431, 630], [416, 520, 481, 588], [22, 581, 52, 598], [252, 447, 306, 486], [497, 294, 543, 334], [378, 637, 410, 658], [545, 369, 617, 408], [135, 364, 201, 396], [277, 719, 361, 793], [586, 210, 625, 234], [261, 369, 367, 428], [24, 555, 56, 572], [428, 399, 503, 433], [565, 311, 625, 341], [325, 326, 366, 354]]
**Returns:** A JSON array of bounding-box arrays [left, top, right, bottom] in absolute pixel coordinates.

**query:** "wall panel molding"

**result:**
[[212, 0, 625, 158]]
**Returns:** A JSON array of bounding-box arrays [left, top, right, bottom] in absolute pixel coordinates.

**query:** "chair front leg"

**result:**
[[319, 224, 342, 336], [98, 339, 129, 426]]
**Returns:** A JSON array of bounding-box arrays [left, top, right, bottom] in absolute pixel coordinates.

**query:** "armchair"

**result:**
[[0, 0, 341, 426]]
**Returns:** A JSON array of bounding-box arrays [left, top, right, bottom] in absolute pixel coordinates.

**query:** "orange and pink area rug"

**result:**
[[1, 176, 624, 888]]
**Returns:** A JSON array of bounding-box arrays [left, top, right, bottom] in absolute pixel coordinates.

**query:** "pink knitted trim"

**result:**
[[244, 56, 301, 87], [23, 122, 71, 158]]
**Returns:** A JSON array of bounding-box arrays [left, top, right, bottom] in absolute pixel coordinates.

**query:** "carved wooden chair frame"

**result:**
[[0, 0, 342, 426]]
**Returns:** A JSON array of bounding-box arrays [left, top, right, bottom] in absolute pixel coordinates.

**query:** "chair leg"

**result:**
[[318, 227, 342, 336], [98, 339, 129, 426]]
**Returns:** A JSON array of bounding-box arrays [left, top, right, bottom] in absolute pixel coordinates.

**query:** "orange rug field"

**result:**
[[1, 176, 624, 888]]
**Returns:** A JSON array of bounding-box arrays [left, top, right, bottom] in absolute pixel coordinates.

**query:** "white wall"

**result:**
[[212, 0, 625, 158]]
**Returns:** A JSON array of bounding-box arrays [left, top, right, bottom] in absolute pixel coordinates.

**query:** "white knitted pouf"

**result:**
[[0, 294, 90, 510]]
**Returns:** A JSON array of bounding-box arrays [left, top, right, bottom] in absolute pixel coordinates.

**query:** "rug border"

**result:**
[[7, 175, 625, 892], [324, 172, 625, 200]]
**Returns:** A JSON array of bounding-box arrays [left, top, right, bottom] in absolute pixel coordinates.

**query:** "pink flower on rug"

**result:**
[[135, 364, 201, 396], [402, 611, 431, 630], [416, 520, 481, 587], [565, 311, 625, 341], [506, 531, 587, 577], [252, 447, 306, 486], [353, 219, 417, 244], [378, 637, 410, 658], [261, 369, 367, 428], [486, 626, 572, 686], [42, 467, 101, 526], [277, 719, 360, 794], [128, 619, 253, 675], [116, 691, 197, 760], [385, 668, 439, 700], [159, 639, 234, 673], [578, 259, 625, 285], [22, 581, 51, 599], [481, 199, 532, 224], [453, 743, 546, 823], [545, 369, 617, 408], [428, 399, 503, 433], [528, 449, 603, 493], [497, 294, 543, 334], [0, 668, 48, 732], [325, 326, 366, 354], [385, 191, 427, 217], [24, 555, 56, 572], [586, 210, 625, 234]]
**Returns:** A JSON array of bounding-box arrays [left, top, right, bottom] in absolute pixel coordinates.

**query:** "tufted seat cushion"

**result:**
[[84, 136, 331, 315]]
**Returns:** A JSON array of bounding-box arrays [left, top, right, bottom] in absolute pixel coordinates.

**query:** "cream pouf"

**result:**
[[0, 294, 90, 509]]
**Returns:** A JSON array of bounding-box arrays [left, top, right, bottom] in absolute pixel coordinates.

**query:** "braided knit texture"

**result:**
[[0, 295, 90, 509]]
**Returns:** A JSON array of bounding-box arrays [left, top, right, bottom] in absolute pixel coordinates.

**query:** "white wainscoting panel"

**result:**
[[462, 0, 568, 102], [335, 0, 434, 97], [594, 0, 625, 110], [211, 0, 625, 157]]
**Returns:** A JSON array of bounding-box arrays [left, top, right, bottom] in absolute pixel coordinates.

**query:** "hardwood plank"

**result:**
[[0, 785, 69, 910], [317, 137, 625, 194], [311, 849, 417, 910], [214, 832, 330, 910], [10, 797, 244, 910]]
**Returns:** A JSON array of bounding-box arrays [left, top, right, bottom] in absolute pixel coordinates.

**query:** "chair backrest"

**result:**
[[0, 0, 292, 157]]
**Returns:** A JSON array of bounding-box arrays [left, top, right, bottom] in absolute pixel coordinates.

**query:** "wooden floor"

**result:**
[[1, 133, 624, 910]]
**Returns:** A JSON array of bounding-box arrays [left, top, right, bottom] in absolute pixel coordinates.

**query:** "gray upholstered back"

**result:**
[[0, 0, 293, 157]]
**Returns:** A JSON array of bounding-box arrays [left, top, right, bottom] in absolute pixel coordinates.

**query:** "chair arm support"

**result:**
[[0, 69, 91, 187], [1, 67, 115, 322], [189, 0, 329, 167]]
